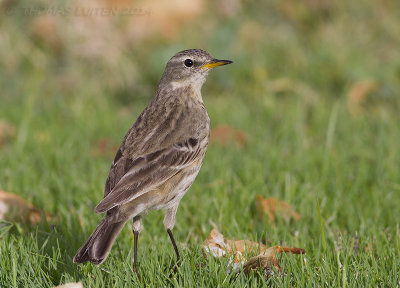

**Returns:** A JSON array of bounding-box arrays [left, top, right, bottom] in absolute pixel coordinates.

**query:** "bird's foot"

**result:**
[[165, 259, 181, 278], [133, 266, 141, 282]]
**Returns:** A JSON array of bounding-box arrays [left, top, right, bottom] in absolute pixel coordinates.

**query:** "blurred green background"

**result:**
[[1, 0, 400, 286]]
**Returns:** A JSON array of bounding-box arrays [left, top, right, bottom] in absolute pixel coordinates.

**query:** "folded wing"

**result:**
[[95, 137, 204, 213]]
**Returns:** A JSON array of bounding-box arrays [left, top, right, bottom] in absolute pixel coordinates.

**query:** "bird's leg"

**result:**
[[133, 230, 139, 278], [167, 228, 180, 263], [164, 205, 181, 274], [132, 216, 143, 280]]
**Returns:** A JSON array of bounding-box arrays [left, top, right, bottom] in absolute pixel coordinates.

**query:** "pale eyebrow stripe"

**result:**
[[170, 56, 206, 65], [170, 56, 190, 62]]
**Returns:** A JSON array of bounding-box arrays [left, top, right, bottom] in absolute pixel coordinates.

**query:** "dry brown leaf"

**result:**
[[210, 125, 246, 147], [203, 229, 266, 266], [0, 190, 52, 226], [347, 79, 378, 115], [243, 246, 305, 278], [202, 229, 305, 277], [0, 120, 16, 146], [52, 282, 83, 288], [255, 195, 300, 224]]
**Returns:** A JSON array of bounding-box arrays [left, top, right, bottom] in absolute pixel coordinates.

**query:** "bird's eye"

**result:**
[[184, 59, 193, 67]]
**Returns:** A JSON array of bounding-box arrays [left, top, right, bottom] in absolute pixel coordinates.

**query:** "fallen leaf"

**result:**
[[243, 246, 305, 278], [0, 120, 16, 146], [255, 195, 300, 224], [203, 229, 266, 264], [0, 190, 52, 226], [347, 79, 378, 115], [202, 229, 305, 277], [52, 282, 83, 288], [210, 125, 246, 147]]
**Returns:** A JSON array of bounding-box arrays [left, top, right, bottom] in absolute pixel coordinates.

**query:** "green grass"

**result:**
[[1, 0, 400, 287]]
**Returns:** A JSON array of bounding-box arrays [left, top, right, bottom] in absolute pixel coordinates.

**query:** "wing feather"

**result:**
[[95, 137, 205, 213]]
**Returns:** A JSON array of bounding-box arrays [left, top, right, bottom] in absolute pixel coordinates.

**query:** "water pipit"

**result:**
[[73, 49, 232, 277]]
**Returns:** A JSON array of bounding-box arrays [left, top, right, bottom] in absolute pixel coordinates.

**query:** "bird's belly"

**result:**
[[155, 164, 202, 210]]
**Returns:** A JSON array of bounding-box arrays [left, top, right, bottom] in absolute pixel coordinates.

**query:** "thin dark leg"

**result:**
[[167, 229, 180, 261], [167, 229, 181, 275], [133, 230, 140, 280]]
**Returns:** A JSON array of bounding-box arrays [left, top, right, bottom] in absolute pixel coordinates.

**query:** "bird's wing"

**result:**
[[102, 95, 195, 199], [102, 147, 129, 198], [94, 136, 206, 213]]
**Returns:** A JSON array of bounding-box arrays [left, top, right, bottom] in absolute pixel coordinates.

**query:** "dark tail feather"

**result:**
[[73, 217, 125, 265]]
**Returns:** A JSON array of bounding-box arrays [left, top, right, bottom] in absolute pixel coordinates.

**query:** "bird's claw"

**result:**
[[165, 259, 181, 278]]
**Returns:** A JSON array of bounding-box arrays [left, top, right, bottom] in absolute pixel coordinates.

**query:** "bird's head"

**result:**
[[159, 49, 232, 91]]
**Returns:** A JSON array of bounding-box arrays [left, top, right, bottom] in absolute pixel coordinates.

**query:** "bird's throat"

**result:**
[[165, 80, 204, 102]]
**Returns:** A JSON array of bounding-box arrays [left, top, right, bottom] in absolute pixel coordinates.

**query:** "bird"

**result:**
[[73, 49, 232, 277]]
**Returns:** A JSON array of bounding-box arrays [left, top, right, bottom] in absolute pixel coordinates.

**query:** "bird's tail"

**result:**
[[73, 216, 125, 265]]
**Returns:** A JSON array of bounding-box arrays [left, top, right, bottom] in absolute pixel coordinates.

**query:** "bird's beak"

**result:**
[[200, 59, 233, 69]]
